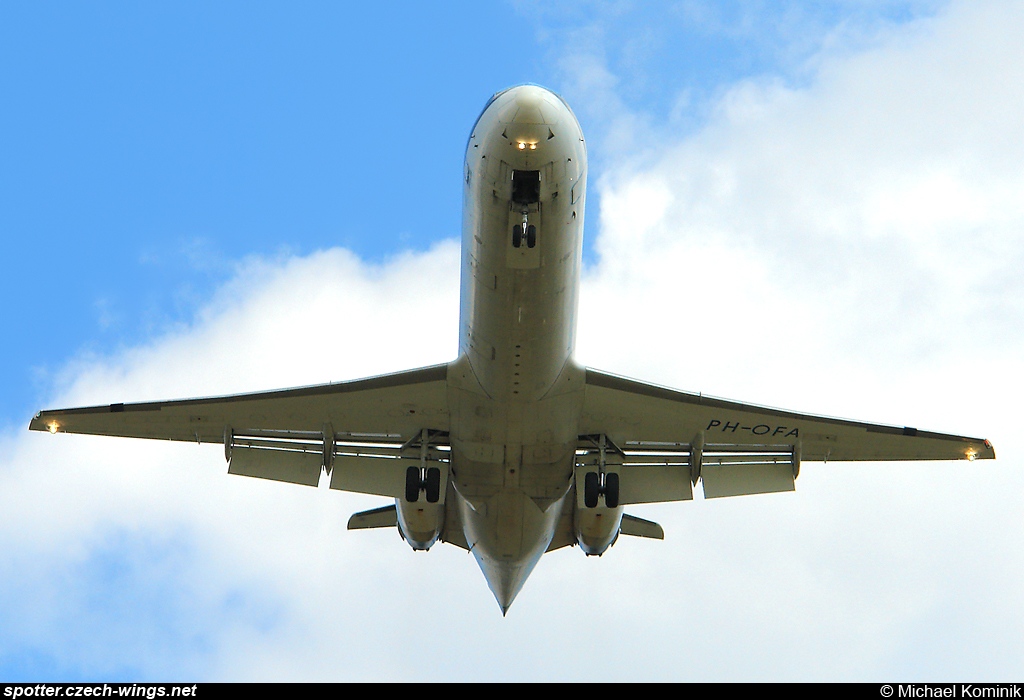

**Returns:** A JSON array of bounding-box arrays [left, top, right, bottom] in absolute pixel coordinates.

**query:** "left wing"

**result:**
[[30, 364, 450, 496], [581, 368, 994, 500]]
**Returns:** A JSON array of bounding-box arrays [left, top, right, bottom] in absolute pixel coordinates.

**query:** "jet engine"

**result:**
[[396, 464, 446, 550], [573, 435, 625, 555], [573, 467, 623, 556]]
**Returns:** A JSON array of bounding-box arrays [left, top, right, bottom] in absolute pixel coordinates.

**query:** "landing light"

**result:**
[[517, 142, 526, 150], [47, 421, 59, 434], [966, 450, 977, 461]]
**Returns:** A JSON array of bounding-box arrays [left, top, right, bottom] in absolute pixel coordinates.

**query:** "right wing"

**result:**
[[580, 368, 995, 501], [30, 363, 451, 496]]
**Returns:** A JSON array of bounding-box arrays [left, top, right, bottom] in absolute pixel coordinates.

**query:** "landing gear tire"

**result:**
[[584, 471, 600, 508], [405, 466, 421, 503], [604, 472, 620, 508], [512, 225, 522, 248], [526, 224, 537, 248], [424, 467, 441, 503]]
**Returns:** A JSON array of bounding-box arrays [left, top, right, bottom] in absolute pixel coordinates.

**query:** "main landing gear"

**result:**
[[583, 470, 619, 509], [579, 434, 622, 509], [575, 434, 625, 556], [402, 428, 446, 503], [405, 466, 441, 503]]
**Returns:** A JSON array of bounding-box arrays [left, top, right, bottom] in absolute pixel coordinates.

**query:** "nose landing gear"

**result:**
[[512, 221, 537, 249]]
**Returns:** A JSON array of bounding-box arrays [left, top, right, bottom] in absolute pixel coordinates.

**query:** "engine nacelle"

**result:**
[[396, 499, 445, 551], [396, 463, 448, 550], [573, 467, 623, 556]]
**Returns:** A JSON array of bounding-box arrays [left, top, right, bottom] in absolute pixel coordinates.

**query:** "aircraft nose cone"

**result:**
[[501, 85, 562, 125], [510, 89, 545, 124]]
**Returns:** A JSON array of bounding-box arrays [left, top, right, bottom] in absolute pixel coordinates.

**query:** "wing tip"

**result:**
[[29, 412, 54, 433], [977, 439, 996, 460]]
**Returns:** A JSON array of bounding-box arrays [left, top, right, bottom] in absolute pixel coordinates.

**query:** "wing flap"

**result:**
[[228, 447, 322, 487], [620, 465, 693, 504], [330, 456, 417, 499], [701, 463, 795, 499]]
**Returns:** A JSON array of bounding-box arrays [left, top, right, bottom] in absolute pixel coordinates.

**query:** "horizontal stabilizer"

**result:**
[[348, 505, 398, 530], [620, 513, 664, 540]]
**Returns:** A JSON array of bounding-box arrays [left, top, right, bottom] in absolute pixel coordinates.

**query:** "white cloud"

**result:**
[[3, 0, 1024, 680], [577, 0, 1024, 678]]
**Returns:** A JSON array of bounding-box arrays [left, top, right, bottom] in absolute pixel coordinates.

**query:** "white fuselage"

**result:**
[[445, 85, 590, 608]]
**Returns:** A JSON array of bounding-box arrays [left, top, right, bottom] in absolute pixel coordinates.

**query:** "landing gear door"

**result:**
[[507, 170, 542, 269]]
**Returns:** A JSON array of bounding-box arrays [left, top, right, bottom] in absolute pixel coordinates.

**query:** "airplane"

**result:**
[[30, 84, 996, 614]]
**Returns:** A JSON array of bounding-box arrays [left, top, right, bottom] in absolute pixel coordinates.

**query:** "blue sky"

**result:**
[[4, 0, 1022, 682], [2, 2, 523, 427], [0, 1, 941, 429]]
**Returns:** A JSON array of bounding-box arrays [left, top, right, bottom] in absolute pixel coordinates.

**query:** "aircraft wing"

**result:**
[[580, 368, 994, 501], [30, 364, 450, 495]]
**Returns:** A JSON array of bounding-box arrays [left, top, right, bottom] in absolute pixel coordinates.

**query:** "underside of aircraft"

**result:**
[[31, 85, 995, 614]]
